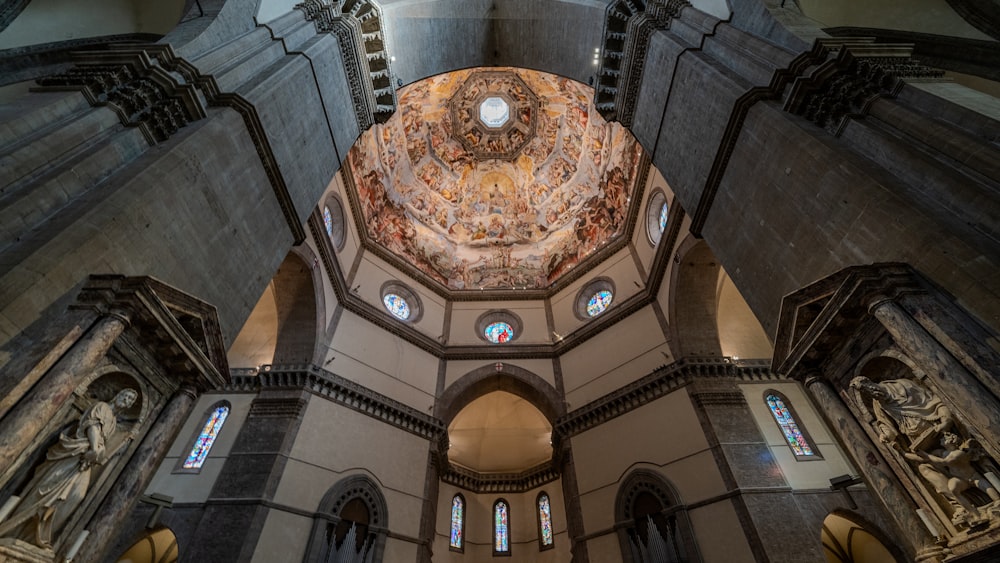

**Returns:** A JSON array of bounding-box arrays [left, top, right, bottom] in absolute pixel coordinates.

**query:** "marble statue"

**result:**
[[904, 432, 1000, 525], [0, 389, 138, 549], [850, 376, 954, 452]]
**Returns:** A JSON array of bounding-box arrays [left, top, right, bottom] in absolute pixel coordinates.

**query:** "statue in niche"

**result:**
[[851, 376, 1000, 527], [850, 376, 954, 452], [0, 388, 138, 549], [903, 432, 1000, 525]]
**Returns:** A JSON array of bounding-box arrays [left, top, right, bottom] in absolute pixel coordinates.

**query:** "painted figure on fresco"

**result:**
[[0, 389, 138, 549]]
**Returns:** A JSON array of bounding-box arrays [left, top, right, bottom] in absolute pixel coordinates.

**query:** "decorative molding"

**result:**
[[227, 364, 446, 441], [249, 397, 307, 418], [0, 34, 161, 86], [31, 44, 306, 242], [595, 0, 690, 126], [296, 0, 397, 128], [690, 37, 941, 235], [689, 390, 746, 407], [824, 27, 1000, 82], [555, 357, 778, 438], [783, 42, 945, 136], [35, 54, 206, 145], [440, 462, 560, 494]]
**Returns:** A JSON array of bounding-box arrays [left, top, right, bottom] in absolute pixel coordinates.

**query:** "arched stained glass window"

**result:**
[[383, 293, 411, 320], [537, 492, 554, 550], [450, 494, 465, 552], [494, 499, 511, 555], [765, 391, 820, 459], [485, 321, 514, 343], [182, 402, 230, 470], [586, 289, 613, 317]]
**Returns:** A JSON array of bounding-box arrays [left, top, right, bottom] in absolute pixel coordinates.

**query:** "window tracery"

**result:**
[[494, 498, 511, 556]]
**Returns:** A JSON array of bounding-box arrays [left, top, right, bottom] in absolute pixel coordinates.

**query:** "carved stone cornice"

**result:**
[[31, 44, 307, 243], [296, 0, 397, 128], [35, 52, 207, 145], [690, 37, 942, 235], [783, 39, 945, 136], [440, 461, 560, 494], [554, 357, 777, 438], [595, 0, 690, 126], [226, 363, 446, 440]]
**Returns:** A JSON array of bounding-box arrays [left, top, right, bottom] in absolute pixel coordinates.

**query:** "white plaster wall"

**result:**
[[353, 251, 448, 340], [279, 399, 430, 539], [571, 389, 753, 561], [326, 310, 438, 410], [796, 0, 994, 41], [444, 359, 557, 392], [252, 510, 313, 563], [144, 393, 255, 503], [227, 283, 278, 368], [434, 482, 571, 563], [256, 0, 300, 24], [689, 0, 731, 20], [739, 381, 857, 490], [716, 271, 773, 359], [561, 306, 670, 409], [0, 0, 184, 49], [549, 248, 644, 339], [449, 300, 549, 345]]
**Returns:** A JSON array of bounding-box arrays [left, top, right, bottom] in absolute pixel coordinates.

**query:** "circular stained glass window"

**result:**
[[383, 293, 411, 320], [479, 96, 510, 128], [659, 202, 669, 233], [586, 289, 613, 317], [646, 190, 668, 245], [484, 321, 515, 343]]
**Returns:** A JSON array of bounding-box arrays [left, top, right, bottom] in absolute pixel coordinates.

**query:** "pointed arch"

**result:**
[[304, 474, 389, 563], [173, 400, 231, 473], [449, 493, 465, 552], [615, 469, 701, 563], [536, 491, 554, 550], [493, 498, 511, 556]]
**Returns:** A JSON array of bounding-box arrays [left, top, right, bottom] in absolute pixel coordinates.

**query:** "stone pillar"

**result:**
[[869, 298, 1000, 455], [73, 385, 198, 562], [805, 375, 929, 559], [558, 443, 589, 563], [0, 309, 130, 478], [416, 447, 440, 563]]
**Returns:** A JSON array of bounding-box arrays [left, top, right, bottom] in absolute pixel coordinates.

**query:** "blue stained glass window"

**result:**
[[485, 322, 514, 343], [586, 290, 613, 317], [658, 202, 668, 233], [184, 405, 229, 469], [538, 494, 553, 547], [450, 495, 464, 549], [495, 500, 510, 553], [766, 394, 814, 456], [383, 294, 410, 320], [323, 206, 334, 238]]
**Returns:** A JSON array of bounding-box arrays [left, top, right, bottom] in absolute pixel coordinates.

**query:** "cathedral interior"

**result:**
[[0, 0, 999, 561]]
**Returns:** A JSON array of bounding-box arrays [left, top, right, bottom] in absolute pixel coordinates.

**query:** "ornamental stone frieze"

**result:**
[[296, 0, 397, 128], [594, 0, 690, 126], [783, 39, 945, 135], [34, 48, 208, 145]]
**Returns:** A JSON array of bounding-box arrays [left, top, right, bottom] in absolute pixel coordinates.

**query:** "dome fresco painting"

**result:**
[[347, 68, 644, 290]]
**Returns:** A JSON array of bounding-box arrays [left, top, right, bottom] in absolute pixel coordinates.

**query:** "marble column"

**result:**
[[73, 385, 198, 562], [0, 309, 130, 478], [805, 375, 930, 559], [869, 298, 1000, 455]]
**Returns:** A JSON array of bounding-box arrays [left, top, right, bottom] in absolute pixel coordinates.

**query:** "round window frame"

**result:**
[[322, 194, 348, 251], [380, 281, 423, 324], [476, 310, 523, 344], [574, 277, 616, 320], [646, 189, 668, 247]]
